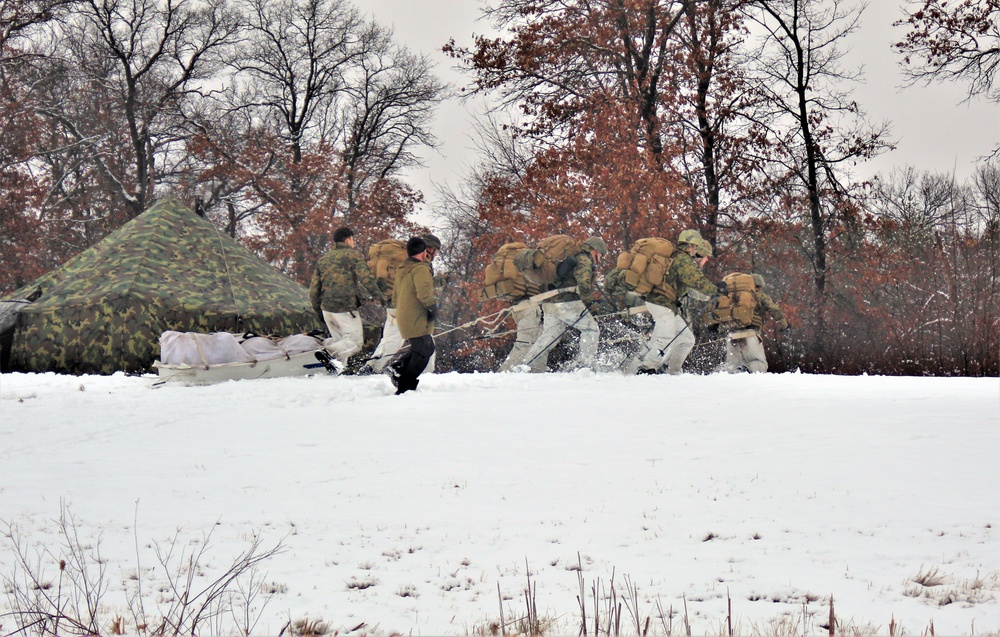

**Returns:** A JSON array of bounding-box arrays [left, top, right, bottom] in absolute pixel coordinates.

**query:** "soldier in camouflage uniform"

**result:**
[[724, 273, 788, 373], [310, 227, 382, 365], [497, 246, 548, 373], [625, 229, 719, 375], [680, 238, 714, 323], [521, 236, 608, 372]]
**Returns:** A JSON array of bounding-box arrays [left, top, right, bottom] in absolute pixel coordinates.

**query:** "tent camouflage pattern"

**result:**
[[4, 198, 323, 374]]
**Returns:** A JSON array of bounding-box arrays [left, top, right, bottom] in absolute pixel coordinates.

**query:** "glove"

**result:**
[[716, 280, 728, 295], [426, 303, 439, 322]]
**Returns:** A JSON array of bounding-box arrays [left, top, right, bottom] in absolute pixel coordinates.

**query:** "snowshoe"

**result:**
[[314, 349, 340, 374]]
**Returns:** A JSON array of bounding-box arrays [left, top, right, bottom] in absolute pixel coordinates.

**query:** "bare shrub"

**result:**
[[1, 504, 284, 637]]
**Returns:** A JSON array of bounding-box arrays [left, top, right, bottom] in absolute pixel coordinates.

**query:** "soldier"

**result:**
[[309, 227, 381, 366], [725, 273, 788, 373], [496, 248, 548, 373], [388, 236, 438, 394], [520, 236, 608, 372], [683, 237, 725, 374], [625, 229, 718, 375]]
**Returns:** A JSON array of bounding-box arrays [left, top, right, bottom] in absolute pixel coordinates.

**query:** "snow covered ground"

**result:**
[[1, 370, 998, 636]]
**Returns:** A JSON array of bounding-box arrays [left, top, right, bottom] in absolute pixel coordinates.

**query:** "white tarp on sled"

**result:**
[[153, 331, 332, 385]]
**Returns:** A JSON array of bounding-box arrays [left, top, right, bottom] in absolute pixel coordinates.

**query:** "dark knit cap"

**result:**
[[406, 236, 428, 257]]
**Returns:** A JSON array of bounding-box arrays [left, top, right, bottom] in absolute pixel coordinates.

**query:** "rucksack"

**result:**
[[367, 239, 408, 301], [513, 234, 580, 288], [709, 272, 759, 329], [479, 242, 540, 302], [614, 237, 677, 301]]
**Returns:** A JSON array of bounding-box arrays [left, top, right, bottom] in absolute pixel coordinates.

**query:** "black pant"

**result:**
[[392, 334, 435, 394]]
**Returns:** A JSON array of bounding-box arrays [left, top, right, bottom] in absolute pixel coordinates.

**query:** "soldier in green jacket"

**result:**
[[310, 227, 381, 366], [521, 236, 608, 372], [625, 229, 718, 375], [388, 237, 438, 394], [725, 273, 788, 373]]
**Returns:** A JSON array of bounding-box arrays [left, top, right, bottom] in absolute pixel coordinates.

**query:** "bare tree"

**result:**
[[0, 0, 80, 54], [218, 0, 444, 218], [339, 32, 443, 219], [895, 0, 1000, 103], [870, 166, 967, 240], [666, 0, 771, 246], [32, 0, 242, 221], [745, 0, 891, 295]]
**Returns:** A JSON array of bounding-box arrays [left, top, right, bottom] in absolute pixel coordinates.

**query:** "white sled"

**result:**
[[151, 331, 336, 386], [152, 349, 331, 386]]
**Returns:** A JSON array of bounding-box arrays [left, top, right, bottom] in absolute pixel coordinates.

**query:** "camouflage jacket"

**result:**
[[310, 243, 381, 315], [658, 251, 717, 311], [393, 258, 436, 339], [753, 292, 788, 331], [603, 267, 644, 311], [552, 251, 599, 304]]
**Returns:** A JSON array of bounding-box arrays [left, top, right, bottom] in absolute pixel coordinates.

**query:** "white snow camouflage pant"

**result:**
[[322, 310, 364, 364], [624, 301, 695, 374], [725, 332, 768, 373], [499, 304, 547, 372], [521, 300, 599, 372]]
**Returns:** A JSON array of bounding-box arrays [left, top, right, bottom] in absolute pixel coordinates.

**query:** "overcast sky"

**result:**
[[361, 1, 999, 220]]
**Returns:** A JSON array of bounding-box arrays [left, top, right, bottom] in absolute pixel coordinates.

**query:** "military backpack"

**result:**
[[613, 237, 677, 302], [513, 234, 580, 288], [479, 242, 541, 302], [367, 239, 408, 301], [708, 272, 759, 329]]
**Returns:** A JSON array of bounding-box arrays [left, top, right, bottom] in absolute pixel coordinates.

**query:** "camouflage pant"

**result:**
[[499, 304, 547, 373], [725, 332, 767, 373], [322, 310, 364, 364]]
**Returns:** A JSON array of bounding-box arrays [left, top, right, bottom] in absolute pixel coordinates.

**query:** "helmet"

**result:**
[[581, 236, 608, 255], [695, 238, 713, 258], [421, 233, 442, 250], [752, 273, 765, 289], [678, 229, 703, 246]]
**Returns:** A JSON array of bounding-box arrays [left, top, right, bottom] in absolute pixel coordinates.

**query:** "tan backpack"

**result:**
[[367, 239, 408, 301], [614, 237, 677, 301], [479, 242, 540, 302], [709, 272, 759, 329], [513, 234, 580, 288]]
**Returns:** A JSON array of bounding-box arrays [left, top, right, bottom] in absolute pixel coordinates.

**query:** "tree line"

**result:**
[[1, 0, 444, 288], [2, 0, 997, 375]]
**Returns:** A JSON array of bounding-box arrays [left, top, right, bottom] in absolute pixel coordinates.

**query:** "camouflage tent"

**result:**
[[3, 198, 323, 375]]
